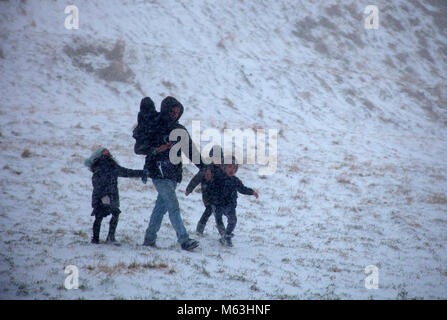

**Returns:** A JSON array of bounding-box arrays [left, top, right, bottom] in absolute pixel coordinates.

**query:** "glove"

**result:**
[[101, 195, 111, 205], [142, 169, 149, 184]]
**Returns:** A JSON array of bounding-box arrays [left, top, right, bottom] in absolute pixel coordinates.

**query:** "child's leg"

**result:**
[[213, 206, 226, 236], [223, 206, 237, 238], [196, 205, 213, 234], [107, 212, 120, 241], [217, 206, 236, 247], [92, 216, 103, 243]]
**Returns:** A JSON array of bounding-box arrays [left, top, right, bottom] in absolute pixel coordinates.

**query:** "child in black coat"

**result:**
[[185, 145, 223, 235], [209, 157, 258, 247], [84, 148, 145, 245]]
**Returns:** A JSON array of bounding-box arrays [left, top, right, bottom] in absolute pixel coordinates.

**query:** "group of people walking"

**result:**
[[84, 96, 258, 251]]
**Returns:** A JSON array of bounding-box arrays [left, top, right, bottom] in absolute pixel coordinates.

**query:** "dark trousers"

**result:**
[[196, 205, 213, 233], [92, 212, 119, 241], [213, 205, 237, 238]]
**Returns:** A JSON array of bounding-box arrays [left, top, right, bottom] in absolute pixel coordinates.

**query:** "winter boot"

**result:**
[[196, 222, 206, 235], [106, 234, 121, 246], [219, 234, 233, 247], [181, 239, 199, 251], [142, 239, 156, 247]]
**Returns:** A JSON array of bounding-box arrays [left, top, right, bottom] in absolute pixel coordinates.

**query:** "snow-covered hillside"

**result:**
[[0, 0, 446, 299]]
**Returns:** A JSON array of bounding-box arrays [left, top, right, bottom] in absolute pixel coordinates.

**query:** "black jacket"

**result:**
[[90, 155, 143, 215], [209, 170, 254, 207], [138, 96, 203, 183], [186, 164, 221, 206]]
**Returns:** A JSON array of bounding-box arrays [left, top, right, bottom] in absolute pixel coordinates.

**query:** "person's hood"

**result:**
[[140, 96, 155, 113], [91, 154, 119, 172], [84, 148, 119, 171], [160, 96, 184, 124], [84, 147, 107, 168]]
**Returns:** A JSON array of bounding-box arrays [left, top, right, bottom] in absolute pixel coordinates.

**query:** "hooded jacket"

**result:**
[[208, 169, 255, 207], [140, 96, 203, 182], [90, 155, 143, 215], [186, 164, 222, 206]]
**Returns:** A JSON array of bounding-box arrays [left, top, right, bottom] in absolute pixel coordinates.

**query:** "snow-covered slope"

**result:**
[[0, 0, 446, 299]]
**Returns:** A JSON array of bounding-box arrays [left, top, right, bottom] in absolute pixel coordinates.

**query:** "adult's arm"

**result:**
[[134, 138, 158, 156]]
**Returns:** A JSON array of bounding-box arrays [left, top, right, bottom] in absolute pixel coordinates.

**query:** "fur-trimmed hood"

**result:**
[[84, 147, 107, 169]]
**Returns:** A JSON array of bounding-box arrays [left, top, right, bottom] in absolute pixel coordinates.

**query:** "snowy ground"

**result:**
[[0, 0, 446, 299]]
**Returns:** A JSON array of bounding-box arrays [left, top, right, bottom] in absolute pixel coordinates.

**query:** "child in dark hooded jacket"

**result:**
[[208, 156, 259, 247], [185, 145, 224, 235], [84, 148, 145, 245]]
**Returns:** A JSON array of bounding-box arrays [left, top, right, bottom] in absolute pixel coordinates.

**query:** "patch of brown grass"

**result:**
[[337, 176, 351, 184], [3, 164, 22, 175], [427, 193, 447, 204], [21, 149, 32, 158], [86, 261, 169, 275], [223, 97, 235, 109], [430, 174, 445, 181], [329, 266, 342, 273], [162, 80, 177, 90], [61, 167, 76, 174], [288, 164, 300, 172], [73, 230, 89, 239]]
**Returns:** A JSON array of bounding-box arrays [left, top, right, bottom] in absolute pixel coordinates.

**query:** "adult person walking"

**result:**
[[138, 96, 203, 251]]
